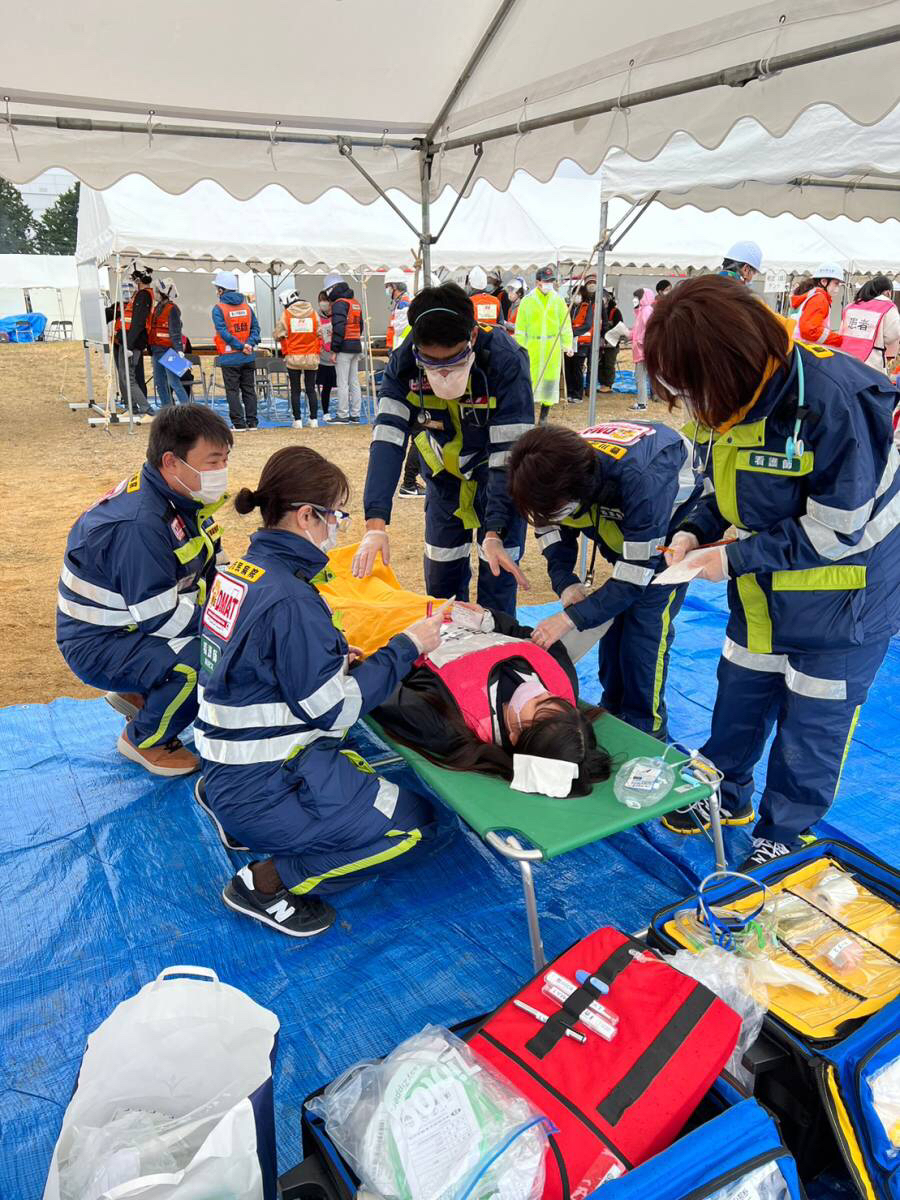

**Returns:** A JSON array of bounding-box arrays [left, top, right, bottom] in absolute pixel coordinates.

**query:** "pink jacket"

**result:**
[[631, 289, 656, 364]]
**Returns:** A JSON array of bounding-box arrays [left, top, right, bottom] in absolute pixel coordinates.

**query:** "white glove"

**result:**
[[560, 582, 588, 607], [402, 602, 451, 654], [664, 530, 699, 567], [352, 530, 390, 578]]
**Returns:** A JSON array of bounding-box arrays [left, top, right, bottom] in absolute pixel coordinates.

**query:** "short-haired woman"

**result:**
[[354, 281, 534, 615], [647, 275, 900, 870], [194, 446, 442, 938]]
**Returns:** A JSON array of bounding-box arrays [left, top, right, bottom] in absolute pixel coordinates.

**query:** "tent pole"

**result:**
[[580, 200, 608, 584], [435, 25, 900, 153], [420, 149, 433, 282], [114, 255, 135, 434]]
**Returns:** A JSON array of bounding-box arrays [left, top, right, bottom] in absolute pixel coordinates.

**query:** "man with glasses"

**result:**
[[353, 282, 534, 615]]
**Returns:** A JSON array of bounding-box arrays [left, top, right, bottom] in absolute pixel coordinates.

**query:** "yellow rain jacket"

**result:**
[[515, 286, 574, 406]]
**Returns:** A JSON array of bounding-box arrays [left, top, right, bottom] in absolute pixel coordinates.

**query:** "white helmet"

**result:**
[[507, 275, 526, 295], [813, 263, 844, 282], [468, 266, 488, 291], [280, 289, 301, 307], [156, 278, 178, 301], [213, 269, 239, 291], [384, 268, 408, 287], [323, 273, 344, 291], [725, 241, 763, 272]]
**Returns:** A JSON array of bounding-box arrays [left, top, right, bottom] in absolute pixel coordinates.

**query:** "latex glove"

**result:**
[[564, 348, 575, 357], [482, 533, 530, 590], [531, 610, 575, 649], [403, 601, 452, 655], [692, 545, 730, 583], [560, 582, 588, 607], [352, 530, 390, 578], [664, 530, 699, 567]]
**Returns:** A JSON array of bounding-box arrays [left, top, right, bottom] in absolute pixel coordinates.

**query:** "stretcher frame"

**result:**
[[365, 715, 726, 971]]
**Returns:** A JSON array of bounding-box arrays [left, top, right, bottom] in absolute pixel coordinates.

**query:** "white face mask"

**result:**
[[385, 286, 395, 299], [539, 281, 554, 294], [302, 511, 339, 553], [177, 458, 228, 505], [633, 297, 641, 309], [549, 500, 579, 522], [425, 351, 475, 400]]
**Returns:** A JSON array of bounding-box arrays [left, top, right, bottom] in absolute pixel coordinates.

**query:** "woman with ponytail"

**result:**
[[194, 445, 442, 939]]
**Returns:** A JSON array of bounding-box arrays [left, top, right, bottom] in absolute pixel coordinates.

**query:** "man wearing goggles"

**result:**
[[354, 282, 534, 614]]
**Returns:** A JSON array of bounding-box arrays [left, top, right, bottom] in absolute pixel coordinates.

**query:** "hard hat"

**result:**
[[384, 268, 408, 286], [813, 262, 844, 282], [725, 241, 763, 272], [468, 266, 488, 291], [323, 273, 344, 290], [156, 278, 178, 301], [487, 268, 502, 284], [535, 265, 557, 283], [507, 275, 526, 294], [213, 269, 239, 291], [129, 262, 153, 285], [279, 289, 301, 307]]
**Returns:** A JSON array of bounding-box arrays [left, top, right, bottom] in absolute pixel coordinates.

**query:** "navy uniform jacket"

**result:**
[[536, 422, 700, 632], [679, 340, 900, 654], [57, 464, 225, 651], [363, 326, 534, 535]]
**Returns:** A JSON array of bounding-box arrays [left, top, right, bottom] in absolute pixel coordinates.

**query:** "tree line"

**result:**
[[0, 180, 79, 255]]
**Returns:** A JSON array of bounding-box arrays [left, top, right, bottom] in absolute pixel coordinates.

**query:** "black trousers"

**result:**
[[564, 351, 586, 399], [221, 361, 258, 428], [599, 345, 618, 388], [288, 368, 320, 419], [316, 363, 336, 412]]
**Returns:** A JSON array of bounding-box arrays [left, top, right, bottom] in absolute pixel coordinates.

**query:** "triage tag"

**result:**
[[624, 761, 665, 791]]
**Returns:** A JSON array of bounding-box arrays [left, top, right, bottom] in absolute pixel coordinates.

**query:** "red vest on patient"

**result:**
[[422, 635, 576, 743]]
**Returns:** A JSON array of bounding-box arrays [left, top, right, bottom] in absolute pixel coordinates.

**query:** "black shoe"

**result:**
[[398, 483, 426, 498], [195, 778, 250, 851], [348, 415, 360, 423], [661, 796, 755, 836], [738, 838, 794, 872], [330, 415, 350, 424], [222, 864, 336, 937]]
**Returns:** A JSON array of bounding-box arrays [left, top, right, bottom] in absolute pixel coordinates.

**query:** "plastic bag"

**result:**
[[60, 1109, 189, 1200], [791, 866, 858, 918], [707, 1159, 791, 1200], [613, 757, 675, 809], [869, 1056, 900, 1155], [306, 1025, 548, 1200], [670, 947, 767, 1089]]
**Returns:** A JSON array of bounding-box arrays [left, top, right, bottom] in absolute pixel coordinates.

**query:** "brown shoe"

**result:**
[[117, 726, 200, 777], [105, 691, 145, 721]]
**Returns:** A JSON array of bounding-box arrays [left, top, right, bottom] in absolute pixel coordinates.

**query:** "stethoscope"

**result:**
[[688, 347, 807, 473]]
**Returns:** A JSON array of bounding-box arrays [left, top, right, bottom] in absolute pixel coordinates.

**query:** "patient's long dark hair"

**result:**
[[395, 691, 612, 797]]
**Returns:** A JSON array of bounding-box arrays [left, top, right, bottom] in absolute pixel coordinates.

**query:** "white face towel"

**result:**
[[511, 754, 579, 798]]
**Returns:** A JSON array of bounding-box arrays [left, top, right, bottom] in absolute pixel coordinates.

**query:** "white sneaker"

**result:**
[[291, 419, 303, 429], [629, 400, 648, 411], [322, 412, 333, 423]]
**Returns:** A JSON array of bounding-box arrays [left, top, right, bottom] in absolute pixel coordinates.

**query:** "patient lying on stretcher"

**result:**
[[316, 546, 612, 797]]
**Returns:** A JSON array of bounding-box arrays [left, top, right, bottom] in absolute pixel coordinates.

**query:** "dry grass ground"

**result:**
[[0, 341, 681, 708]]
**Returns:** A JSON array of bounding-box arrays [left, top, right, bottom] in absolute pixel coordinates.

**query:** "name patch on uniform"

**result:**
[[126, 472, 141, 493], [580, 422, 655, 446], [741, 451, 807, 474], [170, 515, 187, 541], [589, 441, 628, 460], [226, 558, 265, 583], [204, 520, 221, 540], [203, 573, 247, 640], [200, 636, 221, 672]]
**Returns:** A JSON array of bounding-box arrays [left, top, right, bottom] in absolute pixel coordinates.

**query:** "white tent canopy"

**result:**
[[0, 254, 78, 289], [601, 102, 900, 222], [4, 0, 900, 210], [75, 173, 900, 278]]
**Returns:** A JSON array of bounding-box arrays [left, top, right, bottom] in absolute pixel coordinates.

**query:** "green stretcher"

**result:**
[[365, 712, 725, 969]]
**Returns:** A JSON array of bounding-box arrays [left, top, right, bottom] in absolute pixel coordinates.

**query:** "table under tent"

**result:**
[[3, 1, 900, 1194]]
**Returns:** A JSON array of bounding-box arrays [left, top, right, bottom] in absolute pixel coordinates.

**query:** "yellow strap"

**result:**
[[340, 749, 376, 774], [455, 479, 480, 531], [290, 828, 424, 895], [561, 506, 624, 554], [736, 574, 773, 654], [414, 430, 443, 475]]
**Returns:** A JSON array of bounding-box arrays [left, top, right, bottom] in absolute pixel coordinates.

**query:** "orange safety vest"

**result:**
[[214, 301, 254, 354], [571, 301, 593, 346], [470, 292, 502, 327], [386, 293, 411, 349], [113, 300, 134, 335], [337, 297, 362, 341], [280, 309, 320, 357], [147, 301, 174, 348]]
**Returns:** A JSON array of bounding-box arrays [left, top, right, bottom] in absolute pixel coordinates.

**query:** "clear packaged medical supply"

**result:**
[[306, 1025, 549, 1200], [59, 1107, 200, 1200], [669, 947, 767, 1089], [613, 757, 675, 809], [707, 1158, 791, 1200], [869, 1056, 900, 1155]]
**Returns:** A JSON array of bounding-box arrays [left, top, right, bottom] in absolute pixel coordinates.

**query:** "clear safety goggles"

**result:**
[[413, 342, 474, 371], [290, 502, 351, 525]]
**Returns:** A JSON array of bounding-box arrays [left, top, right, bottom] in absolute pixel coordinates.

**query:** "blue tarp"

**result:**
[[0, 312, 47, 342], [1, 583, 897, 1196]]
